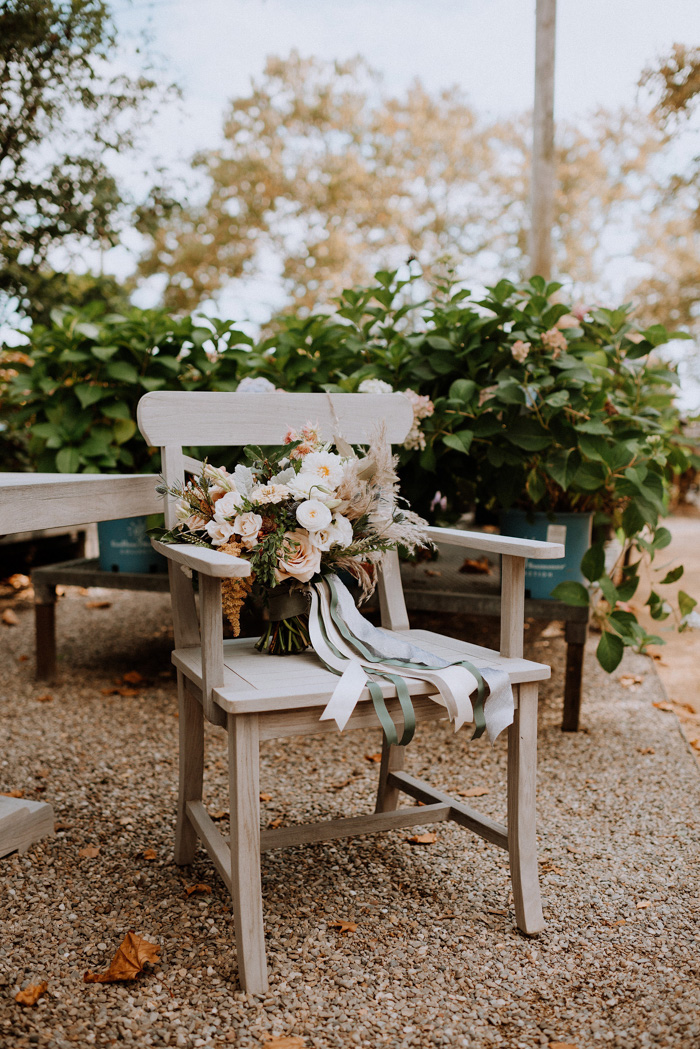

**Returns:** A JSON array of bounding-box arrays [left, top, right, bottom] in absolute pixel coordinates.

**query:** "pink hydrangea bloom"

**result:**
[[511, 340, 530, 363]]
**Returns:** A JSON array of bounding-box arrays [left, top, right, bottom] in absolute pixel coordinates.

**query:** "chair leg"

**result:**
[[507, 681, 545, 936], [227, 712, 268, 994], [375, 738, 405, 813], [174, 672, 204, 866]]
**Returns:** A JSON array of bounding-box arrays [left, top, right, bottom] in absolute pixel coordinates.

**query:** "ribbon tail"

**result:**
[[319, 660, 368, 731]]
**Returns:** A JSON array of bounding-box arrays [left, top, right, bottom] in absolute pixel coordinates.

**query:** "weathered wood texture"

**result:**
[[0, 797, 54, 859], [0, 473, 162, 534]]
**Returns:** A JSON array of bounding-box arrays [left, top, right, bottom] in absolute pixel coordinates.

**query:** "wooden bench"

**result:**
[[399, 542, 589, 732], [32, 557, 169, 682]]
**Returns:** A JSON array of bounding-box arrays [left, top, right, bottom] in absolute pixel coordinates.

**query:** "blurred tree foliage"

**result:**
[[0, 0, 169, 318], [632, 45, 700, 334], [138, 52, 667, 314]]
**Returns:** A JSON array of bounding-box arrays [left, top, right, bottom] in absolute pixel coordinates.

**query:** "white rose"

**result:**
[[296, 499, 332, 532], [288, 471, 341, 507], [205, 519, 235, 546], [327, 513, 354, 549], [300, 450, 345, 490], [308, 527, 333, 551], [214, 489, 244, 520], [233, 511, 262, 549]]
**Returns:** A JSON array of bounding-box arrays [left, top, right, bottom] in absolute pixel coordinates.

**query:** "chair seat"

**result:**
[[172, 627, 550, 716]]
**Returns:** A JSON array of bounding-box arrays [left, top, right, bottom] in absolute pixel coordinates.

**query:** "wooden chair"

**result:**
[[137, 391, 564, 994]]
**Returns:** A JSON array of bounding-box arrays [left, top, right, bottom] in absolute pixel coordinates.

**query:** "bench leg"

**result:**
[[228, 712, 268, 994], [507, 681, 544, 936], [562, 619, 588, 732], [34, 583, 57, 682], [174, 672, 204, 866], [375, 737, 405, 813]]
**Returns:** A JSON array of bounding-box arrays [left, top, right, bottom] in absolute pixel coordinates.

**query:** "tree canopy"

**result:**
[[0, 0, 167, 318]]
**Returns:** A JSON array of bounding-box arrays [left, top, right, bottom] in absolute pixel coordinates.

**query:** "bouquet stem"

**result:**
[[256, 613, 310, 655]]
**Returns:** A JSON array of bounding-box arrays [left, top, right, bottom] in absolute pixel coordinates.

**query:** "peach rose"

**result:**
[[233, 511, 262, 549], [275, 530, 322, 583]]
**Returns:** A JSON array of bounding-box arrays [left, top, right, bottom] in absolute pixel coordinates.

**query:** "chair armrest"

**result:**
[[425, 526, 564, 560], [151, 540, 251, 578]]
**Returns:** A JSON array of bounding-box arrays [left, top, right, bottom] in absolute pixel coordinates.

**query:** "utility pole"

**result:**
[[529, 0, 557, 279]]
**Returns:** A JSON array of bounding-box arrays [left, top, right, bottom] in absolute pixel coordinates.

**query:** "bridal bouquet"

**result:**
[[154, 422, 430, 654]]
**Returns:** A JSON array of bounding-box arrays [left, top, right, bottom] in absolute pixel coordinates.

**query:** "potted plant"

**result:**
[[228, 269, 698, 672], [0, 303, 252, 572]]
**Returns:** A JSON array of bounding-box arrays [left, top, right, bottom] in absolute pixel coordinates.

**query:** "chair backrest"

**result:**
[[137, 391, 414, 653]]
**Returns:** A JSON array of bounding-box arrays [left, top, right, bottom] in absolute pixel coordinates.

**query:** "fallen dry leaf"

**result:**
[[611, 919, 626, 926], [406, 832, 437, 845], [636, 900, 651, 910], [539, 862, 565, 874], [328, 920, 358, 935], [650, 654, 669, 666], [549, 1043, 580, 1049], [100, 686, 140, 697], [83, 931, 160, 984], [267, 817, 283, 829], [15, 981, 48, 1006], [619, 673, 644, 688], [456, 786, 490, 798], [18, 654, 28, 662], [1, 789, 24, 798], [652, 701, 674, 712], [78, 845, 101, 859], [185, 883, 212, 896], [36, 694, 53, 703], [210, 810, 229, 821], [636, 747, 655, 755], [7, 573, 30, 590], [566, 846, 581, 855], [690, 738, 700, 752], [424, 568, 442, 577], [1, 608, 19, 626], [122, 670, 144, 684], [459, 556, 491, 575], [85, 600, 112, 610], [259, 792, 273, 802], [364, 753, 382, 763], [262, 1037, 306, 1049], [54, 822, 71, 831], [142, 848, 157, 861]]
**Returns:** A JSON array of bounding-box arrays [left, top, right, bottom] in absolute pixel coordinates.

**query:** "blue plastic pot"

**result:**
[[499, 509, 593, 600], [97, 515, 165, 574]]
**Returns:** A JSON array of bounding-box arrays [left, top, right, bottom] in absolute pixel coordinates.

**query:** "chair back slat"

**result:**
[[138, 392, 413, 447]]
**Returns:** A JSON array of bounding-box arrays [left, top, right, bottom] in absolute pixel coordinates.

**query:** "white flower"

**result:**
[[287, 471, 340, 507], [358, 378, 393, 395], [237, 376, 277, 393], [202, 464, 233, 490], [174, 498, 191, 523], [299, 450, 345, 490], [233, 511, 262, 549], [326, 513, 354, 549], [308, 527, 334, 551], [251, 483, 290, 504], [213, 489, 244, 520], [296, 499, 332, 532], [206, 519, 235, 546]]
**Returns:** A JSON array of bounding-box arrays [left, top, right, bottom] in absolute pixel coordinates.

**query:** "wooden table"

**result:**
[[400, 543, 589, 732], [0, 472, 162, 858]]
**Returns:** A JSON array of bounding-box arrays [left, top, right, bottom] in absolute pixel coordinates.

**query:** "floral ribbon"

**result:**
[[307, 574, 514, 746]]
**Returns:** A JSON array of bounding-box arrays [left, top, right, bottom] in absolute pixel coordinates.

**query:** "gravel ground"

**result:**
[[1, 584, 699, 1049]]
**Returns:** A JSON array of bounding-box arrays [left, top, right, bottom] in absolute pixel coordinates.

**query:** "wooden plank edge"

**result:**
[[388, 771, 508, 850], [185, 801, 232, 890], [259, 803, 451, 852]]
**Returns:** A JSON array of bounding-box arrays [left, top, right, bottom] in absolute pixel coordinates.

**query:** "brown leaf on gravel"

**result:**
[[689, 738, 700, 752], [210, 810, 229, 821], [456, 786, 490, 798], [262, 1037, 306, 1049], [259, 792, 273, 802], [539, 861, 565, 874], [406, 832, 437, 844], [100, 686, 140, 697], [1, 789, 24, 798], [85, 600, 112, 609], [364, 753, 382, 763], [142, 848, 157, 861], [54, 822, 71, 831], [36, 694, 53, 703], [267, 817, 283, 829], [1, 608, 19, 626], [328, 920, 358, 935], [15, 981, 48, 1006], [549, 1043, 580, 1049], [653, 701, 674, 712], [637, 747, 655, 755], [619, 673, 644, 688], [459, 556, 491, 575], [83, 931, 160, 984], [185, 883, 212, 896], [636, 900, 652, 910], [78, 845, 101, 859], [18, 654, 28, 662], [122, 670, 144, 684]]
